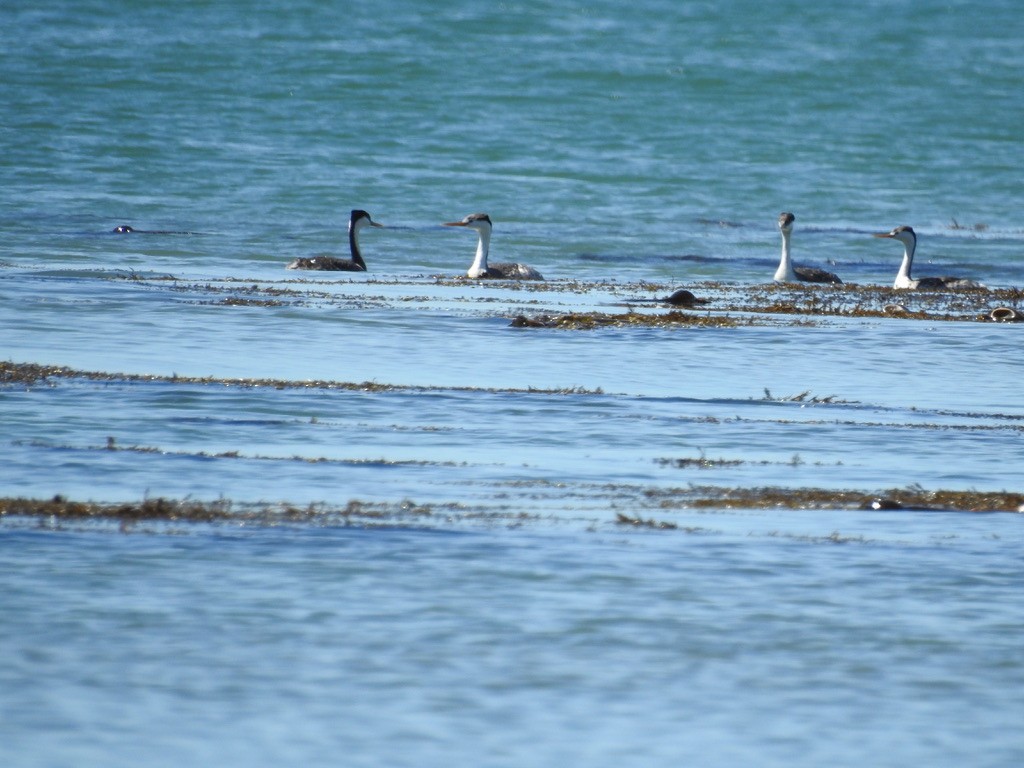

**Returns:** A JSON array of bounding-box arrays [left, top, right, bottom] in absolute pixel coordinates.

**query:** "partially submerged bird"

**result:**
[[773, 212, 842, 284], [443, 213, 544, 280], [873, 225, 983, 290], [661, 289, 709, 307], [627, 289, 709, 307], [111, 225, 194, 235], [287, 209, 382, 271]]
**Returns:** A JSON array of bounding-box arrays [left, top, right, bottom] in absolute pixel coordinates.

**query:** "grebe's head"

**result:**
[[873, 225, 916, 247], [112, 225, 134, 233], [443, 212, 492, 233], [777, 212, 795, 232], [350, 209, 383, 231]]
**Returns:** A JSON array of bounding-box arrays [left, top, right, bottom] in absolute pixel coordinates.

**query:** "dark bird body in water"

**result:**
[[661, 289, 709, 307], [627, 289, 709, 307]]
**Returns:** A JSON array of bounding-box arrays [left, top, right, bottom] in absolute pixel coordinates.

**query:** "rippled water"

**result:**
[[2, 1, 1023, 765], [3, 519, 1022, 767]]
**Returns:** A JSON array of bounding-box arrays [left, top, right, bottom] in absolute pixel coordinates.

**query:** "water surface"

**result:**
[[2, 1, 1023, 765]]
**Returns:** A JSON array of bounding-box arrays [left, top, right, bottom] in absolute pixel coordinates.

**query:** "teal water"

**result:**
[[2, 1, 1023, 766]]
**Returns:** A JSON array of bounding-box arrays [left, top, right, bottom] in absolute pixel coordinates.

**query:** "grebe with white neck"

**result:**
[[443, 213, 544, 280], [873, 225, 983, 290], [286, 209, 383, 271], [774, 212, 842, 284]]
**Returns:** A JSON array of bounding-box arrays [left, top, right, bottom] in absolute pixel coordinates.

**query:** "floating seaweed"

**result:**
[[0, 496, 439, 526], [614, 513, 679, 530], [510, 310, 741, 329], [2, 484, 1019, 533], [644, 485, 1024, 513], [0, 361, 605, 396], [98, 271, 1022, 326]]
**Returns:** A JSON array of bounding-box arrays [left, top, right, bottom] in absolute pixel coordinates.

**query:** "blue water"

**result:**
[[2, 1, 1024, 765]]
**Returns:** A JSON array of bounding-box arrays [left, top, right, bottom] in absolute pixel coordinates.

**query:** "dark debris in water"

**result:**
[[615, 512, 680, 530], [645, 485, 1024, 514], [760, 388, 849, 404], [171, 282, 328, 307], [103, 272, 1024, 325], [19, 435, 464, 469], [2, 484, 1020, 534], [0, 496, 447, 528], [654, 453, 839, 469], [0, 361, 604, 396], [510, 310, 740, 329], [506, 281, 1024, 328], [209, 296, 286, 307], [710, 282, 1023, 323]]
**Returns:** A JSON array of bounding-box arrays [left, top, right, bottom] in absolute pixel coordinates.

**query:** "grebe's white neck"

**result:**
[[892, 234, 916, 289], [773, 212, 797, 283], [467, 223, 492, 278], [443, 213, 495, 278], [774, 225, 797, 282]]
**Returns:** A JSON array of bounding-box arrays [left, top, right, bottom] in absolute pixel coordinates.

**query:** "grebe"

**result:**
[[286, 209, 382, 271], [773, 212, 842, 284], [443, 213, 544, 280], [112, 225, 194, 234], [873, 225, 983, 290]]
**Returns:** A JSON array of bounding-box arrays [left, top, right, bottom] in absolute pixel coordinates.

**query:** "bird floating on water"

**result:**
[[660, 289, 709, 307], [111, 225, 195, 235], [443, 213, 544, 280], [872, 225, 983, 290], [627, 289, 709, 307], [773, 212, 842, 284], [286, 209, 382, 271]]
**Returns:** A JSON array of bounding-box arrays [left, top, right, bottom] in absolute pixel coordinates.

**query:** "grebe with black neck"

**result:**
[[287, 209, 383, 271]]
